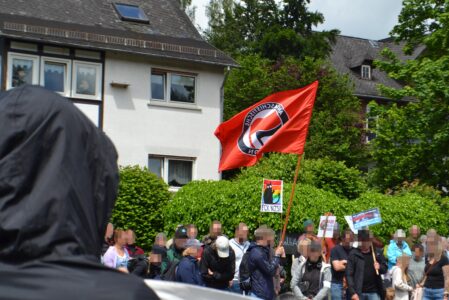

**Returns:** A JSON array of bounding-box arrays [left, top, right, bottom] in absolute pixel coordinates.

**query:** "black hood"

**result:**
[[0, 85, 119, 263]]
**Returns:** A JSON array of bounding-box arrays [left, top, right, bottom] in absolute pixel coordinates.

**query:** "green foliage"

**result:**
[[204, 0, 338, 60], [370, 52, 449, 191], [238, 154, 367, 199], [164, 178, 449, 243], [390, 0, 449, 57], [224, 55, 367, 166], [112, 166, 170, 251], [370, 0, 449, 192]]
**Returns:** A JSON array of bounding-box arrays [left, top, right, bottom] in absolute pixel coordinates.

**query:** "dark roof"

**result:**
[[0, 0, 236, 67], [330, 35, 425, 101]]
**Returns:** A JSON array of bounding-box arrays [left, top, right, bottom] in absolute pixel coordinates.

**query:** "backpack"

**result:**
[[239, 251, 252, 291], [127, 255, 149, 277], [160, 259, 180, 281]]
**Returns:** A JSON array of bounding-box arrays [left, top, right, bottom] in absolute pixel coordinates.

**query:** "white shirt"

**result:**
[[229, 238, 250, 281]]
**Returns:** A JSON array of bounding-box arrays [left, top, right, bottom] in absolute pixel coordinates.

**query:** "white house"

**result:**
[[0, 0, 236, 189]]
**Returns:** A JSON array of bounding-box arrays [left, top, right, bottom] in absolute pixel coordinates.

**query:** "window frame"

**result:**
[[361, 64, 371, 80], [72, 60, 102, 101], [169, 73, 196, 104], [148, 155, 195, 190], [113, 3, 150, 24], [365, 105, 378, 143], [150, 68, 197, 105], [6, 52, 40, 89], [150, 71, 167, 101], [40, 56, 72, 97]]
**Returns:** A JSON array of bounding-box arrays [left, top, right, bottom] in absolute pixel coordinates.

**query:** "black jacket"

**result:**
[[0, 85, 159, 300], [247, 243, 281, 300], [200, 244, 235, 289], [346, 247, 388, 299]]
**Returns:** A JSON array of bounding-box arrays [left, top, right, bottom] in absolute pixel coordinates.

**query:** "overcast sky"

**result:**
[[191, 0, 403, 40]]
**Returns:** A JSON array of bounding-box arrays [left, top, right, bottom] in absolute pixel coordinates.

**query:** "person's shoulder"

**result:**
[[440, 254, 449, 265]]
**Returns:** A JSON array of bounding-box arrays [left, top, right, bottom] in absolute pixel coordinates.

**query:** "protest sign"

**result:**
[[352, 208, 382, 230], [317, 215, 337, 238], [261, 179, 283, 213], [276, 232, 300, 255]]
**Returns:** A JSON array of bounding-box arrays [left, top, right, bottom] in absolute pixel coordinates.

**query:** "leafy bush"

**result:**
[[164, 176, 448, 242], [238, 154, 367, 199], [112, 166, 170, 251]]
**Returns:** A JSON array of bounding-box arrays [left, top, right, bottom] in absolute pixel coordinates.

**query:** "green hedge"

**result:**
[[238, 154, 367, 199], [112, 166, 170, 251], [164, 177, 448, 243]]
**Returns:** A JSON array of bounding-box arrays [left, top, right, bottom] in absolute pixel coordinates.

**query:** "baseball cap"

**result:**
[[216, 236, 230, 258], [185, 239, 202, 248], [396, 229, 406, 238], [174, 226, 188, 239]]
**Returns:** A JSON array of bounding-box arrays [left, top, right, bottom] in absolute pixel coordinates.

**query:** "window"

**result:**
[[7, 53, 39, 89], [170, 74, 195, 103], [365, 106, 378, 143], [361, 65, 371, 80], [72, 61, 102, 100], [148, 157, 163, 178], [40, 57, 71, 96], [113, 3, 149, 23], [151, 70, 196, 104], [168, 160, 193, 187], [148, 155, 194, 188], [151, 73, 166, 100]]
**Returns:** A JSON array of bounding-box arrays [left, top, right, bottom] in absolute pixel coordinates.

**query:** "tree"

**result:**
[[205, 0, 338, 60], [224, 55, 367, 167], [369, 0, 449, 192], [178, 0, 196, 26]]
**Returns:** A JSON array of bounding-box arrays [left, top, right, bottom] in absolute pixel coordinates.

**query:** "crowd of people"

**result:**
[[100, 220, 449, 300]]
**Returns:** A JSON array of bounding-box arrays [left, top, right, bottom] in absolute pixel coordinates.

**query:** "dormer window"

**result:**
[[113, 3, 149, 23], [361, 65, 371, 80]]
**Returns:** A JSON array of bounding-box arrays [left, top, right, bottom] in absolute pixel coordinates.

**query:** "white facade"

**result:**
[[102, 51, 224, 183]]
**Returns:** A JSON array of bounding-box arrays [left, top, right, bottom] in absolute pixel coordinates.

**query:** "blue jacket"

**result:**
[[387, 240, 412, 270], [176, 256, 204, 286], [248, 243, 280, 300]]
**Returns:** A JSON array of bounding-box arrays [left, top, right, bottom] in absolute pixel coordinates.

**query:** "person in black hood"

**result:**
[[0, 85, 159, 300]]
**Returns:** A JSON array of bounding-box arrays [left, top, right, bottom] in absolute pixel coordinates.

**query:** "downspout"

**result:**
[[218, 66, 231, 180]]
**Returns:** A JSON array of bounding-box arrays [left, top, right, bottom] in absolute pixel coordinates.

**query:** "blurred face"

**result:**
[[175, 238, 187, 249], [414, 247, 423, 260], [156, 237, 166, 247], [211, 223, 222, 238], [309, 250, 321, 262], [126, 230, 135, 245], [149, 253, 161, 264], [188, 247, 199, 258], [410, 226, 420, 238], [188, 227, 198, 239], [236, 226, 249, 243], [306, 225, 314, 234], [342, 233, 353, 248], [116, 232, 127, 247], [360, 240, 372, 251], [398, 256, 410, 269]]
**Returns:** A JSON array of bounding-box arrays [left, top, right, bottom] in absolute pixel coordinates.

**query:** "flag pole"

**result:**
[[280, 154, 302, 245]]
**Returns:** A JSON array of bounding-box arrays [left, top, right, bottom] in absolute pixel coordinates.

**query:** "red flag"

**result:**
[[215, 81, 318, 171]]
